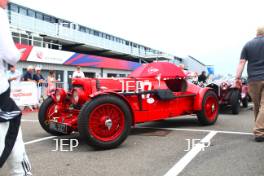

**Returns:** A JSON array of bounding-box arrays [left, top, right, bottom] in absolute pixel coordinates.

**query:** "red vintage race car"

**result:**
[[206, 76, 250, 114], [39, 62, 219, 149]]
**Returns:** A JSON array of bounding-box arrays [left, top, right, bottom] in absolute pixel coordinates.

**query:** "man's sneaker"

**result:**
[[255, 136, 264, 142]]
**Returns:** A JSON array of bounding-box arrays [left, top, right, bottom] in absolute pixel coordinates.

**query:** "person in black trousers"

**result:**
[[0, 0, 32, 175]]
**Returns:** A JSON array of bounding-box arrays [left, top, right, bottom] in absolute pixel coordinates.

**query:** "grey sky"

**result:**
[[10, 0, 264, 75]]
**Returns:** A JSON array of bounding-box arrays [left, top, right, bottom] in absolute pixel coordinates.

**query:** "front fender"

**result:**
[[49, 88, 64, 102]]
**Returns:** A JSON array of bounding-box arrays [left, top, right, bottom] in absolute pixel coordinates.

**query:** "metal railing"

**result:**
[[8, 11, 174, 60], [37, 82, 65, 100], [12, 33, 62, 49]]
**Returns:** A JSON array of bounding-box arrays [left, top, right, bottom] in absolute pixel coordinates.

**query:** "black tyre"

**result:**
[[38, 97, 67, 136], [248, 95, 252, 102], [78, 95, 132, 149], [242, 97, 248, 108], [230, 90, 240, 114], [197, 91, 219, 125]]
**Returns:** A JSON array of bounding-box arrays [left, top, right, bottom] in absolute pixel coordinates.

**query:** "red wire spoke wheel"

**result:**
[[204, 96, 218, 121], [88, 104, 125, 142], [78, 95, 132, 149], [197, 91, 219, 125]]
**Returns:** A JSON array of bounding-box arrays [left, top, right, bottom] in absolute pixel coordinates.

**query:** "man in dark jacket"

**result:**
[[235, 25, 264, 142], [22, 65, 34, 81], [33, 67, 45, 85], [198, 71, 207, 83]]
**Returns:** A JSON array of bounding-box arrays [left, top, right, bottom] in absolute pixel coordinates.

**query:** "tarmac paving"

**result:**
[[1, 105, 263, 176]]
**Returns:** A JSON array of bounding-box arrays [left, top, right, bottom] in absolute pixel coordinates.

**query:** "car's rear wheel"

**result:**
[[38, 97, 68, 135], [230, 90, 240, 114], [78, 95, 132, 149], [197, 91, 219, 125], [242, 97, 248, 108], [248, 95, 252, 102]]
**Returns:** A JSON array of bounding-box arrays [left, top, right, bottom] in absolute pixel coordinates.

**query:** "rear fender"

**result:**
[[89, 91, 135, 125], [193, 87, 213, 111], [206, 83, 220, 97]]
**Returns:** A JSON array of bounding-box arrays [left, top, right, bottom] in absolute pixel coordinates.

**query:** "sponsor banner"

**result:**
[[16, 44, 141, 71], [63, 53, 141, 70], [10, 82, 38, 106], [16, 43, 33, 61], [26, 46, 74, 64]]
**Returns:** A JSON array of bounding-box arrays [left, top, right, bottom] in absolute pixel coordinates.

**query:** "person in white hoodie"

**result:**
[[0, 0, 32, 175]]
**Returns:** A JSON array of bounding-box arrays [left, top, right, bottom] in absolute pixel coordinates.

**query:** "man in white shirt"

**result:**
[[72, 66, 85, 78], [0, 0, 32, 175], [6, 65, 21, 84]]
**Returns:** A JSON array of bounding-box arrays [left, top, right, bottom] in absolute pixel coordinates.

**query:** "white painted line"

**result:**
[[21, 119, 38, 122], [138, 127, 253, 135], [216, 130, 253, 135], [164, 131, 218, 176], [25, 136, 56, 145]]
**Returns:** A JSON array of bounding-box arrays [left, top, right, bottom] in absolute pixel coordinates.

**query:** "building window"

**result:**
[[79, 26, 86, 32], [13, 36, 19, 44], [12, 32, 20, 44], [107, 73, 117, 78], [50, 17, 57, 23], [10, 4, 19, 13], [71, 24, 76, 29], [33, 37, 43, 47], [106, 35, 110, 40], [119, 74, 126, 77], [27, 9, 35, 17], [90, 30, 94, 35], [43, 15, 51, 22], [12, 32, 19, 37], [86, 28, 92, 34], [21, 34, 29, 45], [125, 41, 130, 45], [84, 72, 95, 78], [94, 31, 99, 36], [36, 12, 43, 20], [19, 7, 27, 15], [62, 21, 70, 28]]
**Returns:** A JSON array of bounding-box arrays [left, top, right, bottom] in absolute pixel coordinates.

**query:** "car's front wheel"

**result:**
[[78, 95, 132, 149], [197, 91, 219, 125], [38, 97, 69, 136]]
